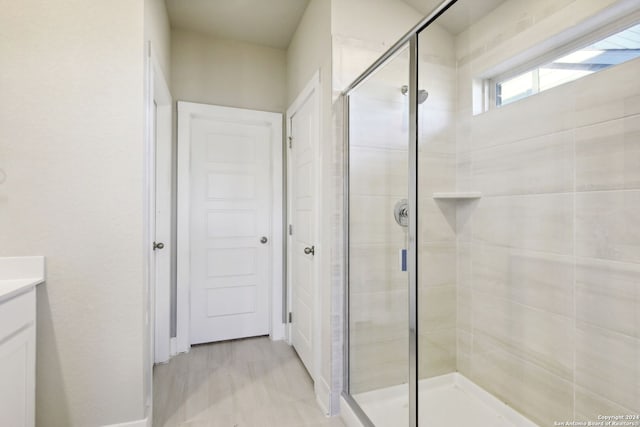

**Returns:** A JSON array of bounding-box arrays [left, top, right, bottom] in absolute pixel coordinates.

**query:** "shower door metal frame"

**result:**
[[341, 1, 458, 426]]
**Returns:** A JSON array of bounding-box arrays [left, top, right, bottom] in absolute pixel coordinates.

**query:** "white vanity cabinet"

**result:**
[[0, 257, 45, 427]]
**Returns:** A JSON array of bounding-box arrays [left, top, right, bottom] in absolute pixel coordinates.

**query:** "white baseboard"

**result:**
[[315, 377, 331, 416], [103, 416, 149, 427], [270, 322, 286, 341], [170, 337, 177, 357]]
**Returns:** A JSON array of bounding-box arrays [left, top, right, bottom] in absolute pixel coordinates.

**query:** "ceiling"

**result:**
[[165, 0, 311, 49], [401, 0, 505, 34], [165, 0, 506, 50]]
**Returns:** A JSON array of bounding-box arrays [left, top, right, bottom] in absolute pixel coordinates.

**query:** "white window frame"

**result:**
[[485, 13, 640, 111]]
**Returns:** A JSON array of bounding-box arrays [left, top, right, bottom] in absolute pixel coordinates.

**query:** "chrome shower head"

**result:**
[[400, 85, 429, 104], [417, 89, 429, 104]]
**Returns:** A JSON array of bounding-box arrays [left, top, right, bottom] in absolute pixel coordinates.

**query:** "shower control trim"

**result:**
[[394, 199, 409, 227]]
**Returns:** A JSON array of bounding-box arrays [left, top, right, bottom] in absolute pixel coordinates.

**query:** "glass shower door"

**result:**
[[346, 45, 412, 426]]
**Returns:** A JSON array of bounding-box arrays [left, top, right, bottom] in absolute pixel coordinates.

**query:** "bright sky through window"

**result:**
[[496, 23, 640, 107]]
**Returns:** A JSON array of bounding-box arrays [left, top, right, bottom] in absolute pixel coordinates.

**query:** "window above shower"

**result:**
[[492, 21, 640, 107]]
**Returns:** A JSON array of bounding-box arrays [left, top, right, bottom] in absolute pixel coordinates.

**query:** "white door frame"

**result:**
[[148, 48, 172, 365], [176, 102, 284, 353], [286, 71, 322, 388], [144, 42, 173, 424]]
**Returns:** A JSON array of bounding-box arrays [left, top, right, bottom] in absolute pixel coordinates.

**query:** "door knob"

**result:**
[[260, 236, 268, 244], [304, 246, 315, 256], [153, 242, 165, 250]]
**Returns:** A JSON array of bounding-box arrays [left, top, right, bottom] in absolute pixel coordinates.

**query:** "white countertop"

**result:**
[[0, 256, 46, 303]]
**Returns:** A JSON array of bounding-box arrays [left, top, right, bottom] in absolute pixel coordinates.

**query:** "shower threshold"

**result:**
[[346, 373, 538, 427]]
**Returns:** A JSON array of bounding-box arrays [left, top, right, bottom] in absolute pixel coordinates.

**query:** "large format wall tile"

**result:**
[[349, 244, 407, 294], [419, 242, 456, 288], [350, 337, 408, 394], [418, 152, 456, 194], [350, 195, 408, 246], [472, 194, 574, 254], [469, 81, 575, 149], [469, 336, 574, 426], [575, 386, 637, 422], [472, 244, 573, 316], [472, 294, 573, 379], [349, 320, 408, 349], [419, 197, 457, 243], [576, 258, 640, 339], [577, 118, 628, 191], [446, 7, 640, 427], [624, 115, 640, 189], [455, 150, 473, 193], [456, 329, 472, 376], [576, 190, 640, 263], [349, 293, 407, 334], [456, 285, 472, 332], [420, 109, 456, 154], [418, 286, 456, 333], [349, 147, 407, 197], [471, 130, 574, 196], [349, 98, 408, 151], [417, 68, 456, 113], [575, 321, 640, 412], [573, 58, 640, 128], [575, 115, 640, 191], [456, 242, 472, 289], [418, 330, 456, 379]]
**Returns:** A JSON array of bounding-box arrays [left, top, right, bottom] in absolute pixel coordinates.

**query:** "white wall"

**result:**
[[287, 0, 332, 105], [145, 0, 171, 82], [331, 0, 423, 91], [0, 1, 147, 426], [171, 29, 286, 113]]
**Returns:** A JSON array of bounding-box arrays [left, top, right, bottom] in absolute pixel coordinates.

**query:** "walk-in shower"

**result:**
[[342, 0, 640, 426]]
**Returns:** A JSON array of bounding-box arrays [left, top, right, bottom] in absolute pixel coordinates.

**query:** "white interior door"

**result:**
[[288, 84, 318, 377], [150, 55, 172, 364], [184, 104, 281, 345]]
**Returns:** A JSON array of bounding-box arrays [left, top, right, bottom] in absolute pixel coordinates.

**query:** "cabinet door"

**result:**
[[0, 325, 35, 427], [0, 289, 35, 427]]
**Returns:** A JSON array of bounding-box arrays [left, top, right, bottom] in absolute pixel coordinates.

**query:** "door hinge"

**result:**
[[288, 224, 293, 235], [288, 136, 293, 149], [288, 312, 292, 323]]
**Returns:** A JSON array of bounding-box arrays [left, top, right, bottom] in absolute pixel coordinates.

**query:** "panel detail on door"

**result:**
[[206, 133, 256, 163], [189, 112, 273, 345], [206, 211, 256, 238], [206, 248, 256, 278], [289, 88, 318, 378], [207, 173, 255, 199], [206, 287, 257, 317]]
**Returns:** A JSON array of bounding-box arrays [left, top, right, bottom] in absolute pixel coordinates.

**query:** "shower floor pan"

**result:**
[[350, 373, 538, 427]]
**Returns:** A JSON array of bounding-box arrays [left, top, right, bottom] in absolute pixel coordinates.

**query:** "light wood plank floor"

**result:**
[[153, 336, 345, 427]]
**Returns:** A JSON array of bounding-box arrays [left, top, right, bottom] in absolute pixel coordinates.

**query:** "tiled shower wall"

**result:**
[[454, 1, 640, 425], [417, 22, 458, 380]]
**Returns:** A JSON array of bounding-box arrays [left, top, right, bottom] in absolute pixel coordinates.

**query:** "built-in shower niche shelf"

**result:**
[[432, 192, 482, 200], [432, 192, 481, 234]]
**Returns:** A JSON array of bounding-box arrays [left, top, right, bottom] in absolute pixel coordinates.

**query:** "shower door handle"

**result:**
[[304, 246, 315, 256]]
